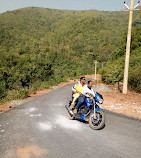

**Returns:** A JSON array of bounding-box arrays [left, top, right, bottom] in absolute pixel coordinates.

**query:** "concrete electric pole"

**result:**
[[123, 0, 140, 94]]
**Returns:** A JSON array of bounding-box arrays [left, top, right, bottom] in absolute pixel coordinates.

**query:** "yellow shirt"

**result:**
[[75, 85, 83, 93]]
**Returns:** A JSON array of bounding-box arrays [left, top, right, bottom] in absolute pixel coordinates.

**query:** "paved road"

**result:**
[[0, 83, 141, 158]]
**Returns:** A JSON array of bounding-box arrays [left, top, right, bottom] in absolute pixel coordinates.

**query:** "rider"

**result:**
[[82, 80, 95, 98], [82, 80, 96, 122], [70, 76, 86, 114]]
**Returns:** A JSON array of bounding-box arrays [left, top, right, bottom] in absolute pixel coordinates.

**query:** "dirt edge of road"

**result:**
[[0, 79, 77, 114], [0, 74, 141, 120]]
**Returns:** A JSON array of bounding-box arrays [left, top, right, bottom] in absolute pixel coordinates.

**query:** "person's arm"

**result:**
[[72, 82, 79, 93], [91, 89, 95, 97], [72, 85, 77, 93], [84, 87, 95, 97]]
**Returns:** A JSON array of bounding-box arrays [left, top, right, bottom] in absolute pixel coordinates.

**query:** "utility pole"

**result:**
[[95, 60, 98, 80], [123, 0, 140, 94]]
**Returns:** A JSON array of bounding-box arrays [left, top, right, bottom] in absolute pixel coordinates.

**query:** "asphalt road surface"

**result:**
[[0, 83, 141, 158]]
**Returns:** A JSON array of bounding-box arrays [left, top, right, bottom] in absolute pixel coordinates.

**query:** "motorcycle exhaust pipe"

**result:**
[[65, 105, 74, 117]]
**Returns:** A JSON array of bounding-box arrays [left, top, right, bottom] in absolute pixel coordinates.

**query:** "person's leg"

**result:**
[[74, 96, 84, 113], [72, 93, 80, 104], [70, 93, 80, 109]]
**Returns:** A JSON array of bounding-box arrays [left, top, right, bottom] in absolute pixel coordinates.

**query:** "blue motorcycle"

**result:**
[[65, 92, 105, 130]]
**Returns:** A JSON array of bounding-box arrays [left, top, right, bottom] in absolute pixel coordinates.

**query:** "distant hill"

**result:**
[[0, 7, 141, 101]]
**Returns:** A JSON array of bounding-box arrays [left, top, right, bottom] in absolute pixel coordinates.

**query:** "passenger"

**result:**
[[70, 77, 86, 114]]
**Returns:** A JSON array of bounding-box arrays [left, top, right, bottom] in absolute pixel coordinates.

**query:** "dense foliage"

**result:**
[[100, 27, 141, 92], [0, 7, 140, 101]]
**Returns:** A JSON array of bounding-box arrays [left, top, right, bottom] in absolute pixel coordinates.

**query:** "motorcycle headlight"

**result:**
[[99, 99, 103, 104]]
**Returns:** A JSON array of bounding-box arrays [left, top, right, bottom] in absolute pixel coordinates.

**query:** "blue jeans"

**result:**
[[75, 96, 84, 110]]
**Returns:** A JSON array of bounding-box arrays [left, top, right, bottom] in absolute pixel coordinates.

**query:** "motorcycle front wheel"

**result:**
[[89, 110, 105, 130]]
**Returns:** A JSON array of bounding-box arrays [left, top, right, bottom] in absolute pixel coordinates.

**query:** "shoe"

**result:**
[[73, 109, 77, 114], [70, 103, 75, 109]]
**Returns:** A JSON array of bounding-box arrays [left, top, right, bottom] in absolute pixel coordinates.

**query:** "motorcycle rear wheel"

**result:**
[[89, 110, 105, 130]]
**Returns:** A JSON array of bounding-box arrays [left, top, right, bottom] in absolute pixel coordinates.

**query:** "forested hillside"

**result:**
[[0, 7, 141, 101]]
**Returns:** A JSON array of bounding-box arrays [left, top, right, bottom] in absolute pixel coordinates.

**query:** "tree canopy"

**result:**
[[0, 7, 141, 101]]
